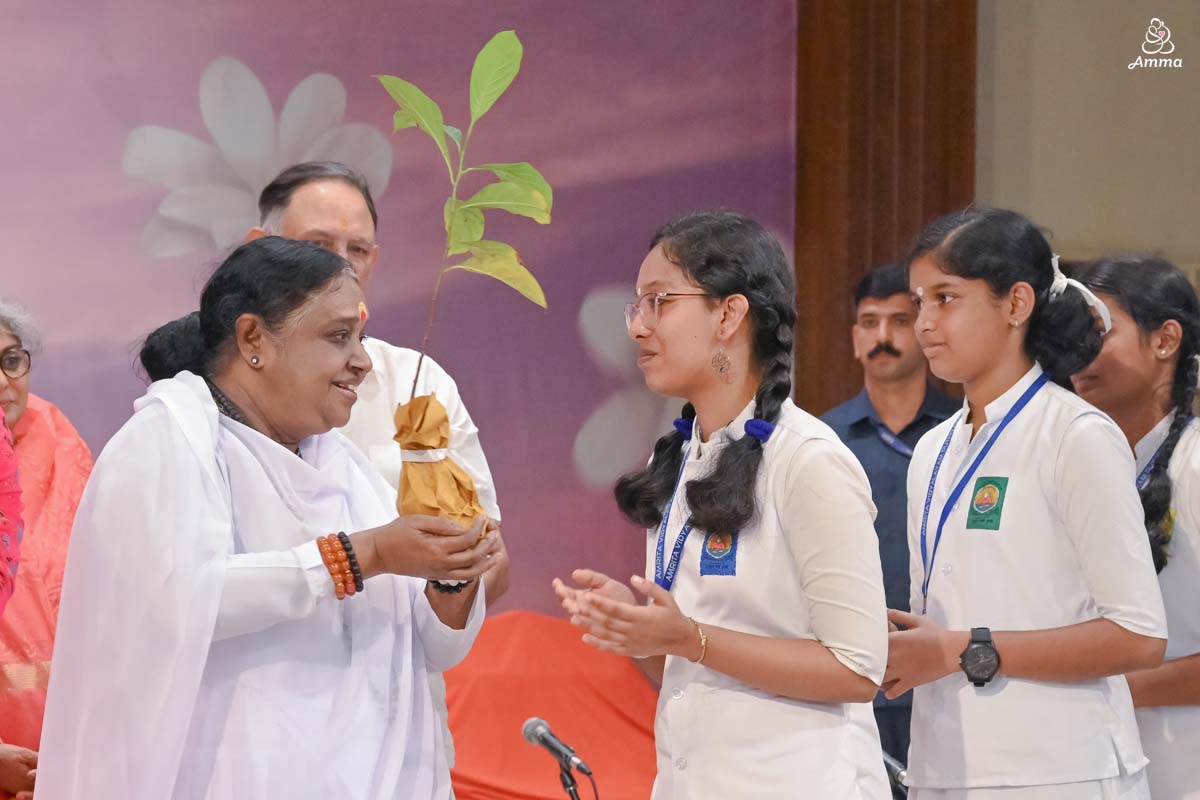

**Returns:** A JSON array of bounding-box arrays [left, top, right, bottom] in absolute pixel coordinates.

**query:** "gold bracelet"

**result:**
[[687, 617, 708, 664]]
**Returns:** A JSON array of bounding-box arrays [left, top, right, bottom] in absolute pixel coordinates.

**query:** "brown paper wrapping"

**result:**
[[393, 393, 485, 529]]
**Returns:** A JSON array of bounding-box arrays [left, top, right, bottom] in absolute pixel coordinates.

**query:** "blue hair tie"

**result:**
[[673, 417, 693, 440], [744, 418, 775, 444]]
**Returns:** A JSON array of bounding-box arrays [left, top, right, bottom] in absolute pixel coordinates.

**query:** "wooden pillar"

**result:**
[[794, 0, 976, 414]]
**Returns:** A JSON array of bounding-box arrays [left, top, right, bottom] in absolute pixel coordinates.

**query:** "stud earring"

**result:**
[[711, 348, 734, 384], [251, 356, 261, 366]]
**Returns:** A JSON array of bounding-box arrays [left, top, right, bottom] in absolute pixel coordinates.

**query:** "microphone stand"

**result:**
[[882, 751, 908, 798], [558, 764, 582, 800]]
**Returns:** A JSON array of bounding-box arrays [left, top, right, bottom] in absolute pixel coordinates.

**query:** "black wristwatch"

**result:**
[[428, 579, 473, 594], [959, 627, 1001, 687]]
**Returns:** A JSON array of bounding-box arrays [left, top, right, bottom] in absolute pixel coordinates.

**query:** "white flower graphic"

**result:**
[[573, 285, 679, 490], [122, 56, 393, 258]]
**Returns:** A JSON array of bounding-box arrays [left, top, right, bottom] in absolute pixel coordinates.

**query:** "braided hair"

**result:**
[[1075, 256, 1200, 572], [613, 212, 797, 534]]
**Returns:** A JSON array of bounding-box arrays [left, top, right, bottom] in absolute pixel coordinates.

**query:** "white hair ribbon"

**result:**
[[1049, 254, 1113, 333]]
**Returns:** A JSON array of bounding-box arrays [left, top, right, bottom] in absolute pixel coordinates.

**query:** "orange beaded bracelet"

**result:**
[[317, 533, 356, 600]]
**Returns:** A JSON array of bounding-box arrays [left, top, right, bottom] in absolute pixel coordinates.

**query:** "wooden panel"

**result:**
[[794, 0, 976, 414]]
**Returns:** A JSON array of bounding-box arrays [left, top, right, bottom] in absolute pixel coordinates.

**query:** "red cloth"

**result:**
[[0, 418, 21, 620], [446, 611, 658, 800], [0, 394, 92, 751]]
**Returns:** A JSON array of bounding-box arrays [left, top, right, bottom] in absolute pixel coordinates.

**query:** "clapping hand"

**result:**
[[554, 571, 696, 659]]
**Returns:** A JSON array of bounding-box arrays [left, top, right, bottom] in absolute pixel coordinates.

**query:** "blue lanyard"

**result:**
[[871, 420, 915, 459], [918, 374, 1049, 612], [1135, 416, 1194, 491], [1136, 449, 1160, 491], [654, 449, 694, 591]]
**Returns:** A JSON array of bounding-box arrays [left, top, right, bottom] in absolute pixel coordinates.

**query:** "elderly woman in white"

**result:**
[[36, 237, 499, 800]]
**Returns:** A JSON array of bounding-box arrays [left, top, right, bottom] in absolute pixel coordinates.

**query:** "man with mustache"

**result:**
[[820, 264, 958, 767]]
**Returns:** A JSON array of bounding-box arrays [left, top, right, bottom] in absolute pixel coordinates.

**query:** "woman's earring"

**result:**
[[711, 348, 734, 383], [250, 356, 261, 366]]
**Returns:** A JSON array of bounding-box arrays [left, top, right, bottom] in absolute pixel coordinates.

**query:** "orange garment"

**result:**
[[0, 419, 20, 620], [446, 611, 658, 800], [0, 394, 92, 750]]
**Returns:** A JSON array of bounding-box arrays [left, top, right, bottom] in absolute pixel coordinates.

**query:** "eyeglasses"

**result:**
[[623, 291, 714, 331], [0, 347, 30, 380]]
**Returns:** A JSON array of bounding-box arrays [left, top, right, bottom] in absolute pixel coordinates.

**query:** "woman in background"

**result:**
[[0, 405, 29, 798], [0, 301, 93, 771], [1072, 256, 1200, 800]]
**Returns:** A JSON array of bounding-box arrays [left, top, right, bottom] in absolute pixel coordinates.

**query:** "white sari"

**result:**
[[37, 372, 483, 799]]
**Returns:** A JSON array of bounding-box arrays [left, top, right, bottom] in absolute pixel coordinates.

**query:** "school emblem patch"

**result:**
[[700, 532, 738, 576], [705, 533, 733, 559], [965, 477, 1008, 531]]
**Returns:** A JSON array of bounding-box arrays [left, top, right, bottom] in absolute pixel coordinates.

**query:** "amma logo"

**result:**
[[1129, 18, 1182, 69]]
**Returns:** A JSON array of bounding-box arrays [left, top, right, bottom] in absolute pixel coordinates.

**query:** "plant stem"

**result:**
[[409, 119, 478, 402], [409, 268, 447, 401]]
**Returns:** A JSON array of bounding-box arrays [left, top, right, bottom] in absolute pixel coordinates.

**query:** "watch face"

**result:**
[[962, 644, 1000, 679]]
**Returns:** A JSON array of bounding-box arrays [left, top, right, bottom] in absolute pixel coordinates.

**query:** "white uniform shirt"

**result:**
[[646, 398, 890, 800], [338, 337, 501, 771], [1133, 414, 1200, 798], [905, 364, 1168, 789]]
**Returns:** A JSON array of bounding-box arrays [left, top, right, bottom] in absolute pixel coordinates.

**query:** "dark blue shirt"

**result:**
[[821, 385, 959, 707]]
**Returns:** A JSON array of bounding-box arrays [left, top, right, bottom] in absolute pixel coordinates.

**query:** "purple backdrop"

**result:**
[[1, 0, 796, 614]]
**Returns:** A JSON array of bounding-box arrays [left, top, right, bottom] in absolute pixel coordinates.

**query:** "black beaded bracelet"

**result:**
[[429, 579, 473, 594], [337, 531, 365, 592]]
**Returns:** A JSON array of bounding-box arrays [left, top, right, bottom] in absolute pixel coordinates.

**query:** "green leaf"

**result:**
[[469, 30, 523, 124], [393, 110, 418, 132], [443, 198, 485, 254], [470, 162, 553, 211], [444, 124, 463, 149], [461, 180, 550, 224], [450, 240, 547, 308], [377, 75, 449, 166]]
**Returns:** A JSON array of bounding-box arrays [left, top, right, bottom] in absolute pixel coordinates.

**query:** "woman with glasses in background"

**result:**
[[0, 300, 92, 799]]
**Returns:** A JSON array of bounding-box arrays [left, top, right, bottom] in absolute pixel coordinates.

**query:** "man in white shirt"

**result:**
[[245, 161, 509, 772]]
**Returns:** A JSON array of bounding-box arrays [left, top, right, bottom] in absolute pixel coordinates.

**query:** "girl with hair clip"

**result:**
[[1070, 256, 1200, 800], [883, 209, 1168, 799], [554, 212, 892, 799]]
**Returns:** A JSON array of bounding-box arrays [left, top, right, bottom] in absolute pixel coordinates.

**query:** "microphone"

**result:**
[[522, 717, 593, 776]]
